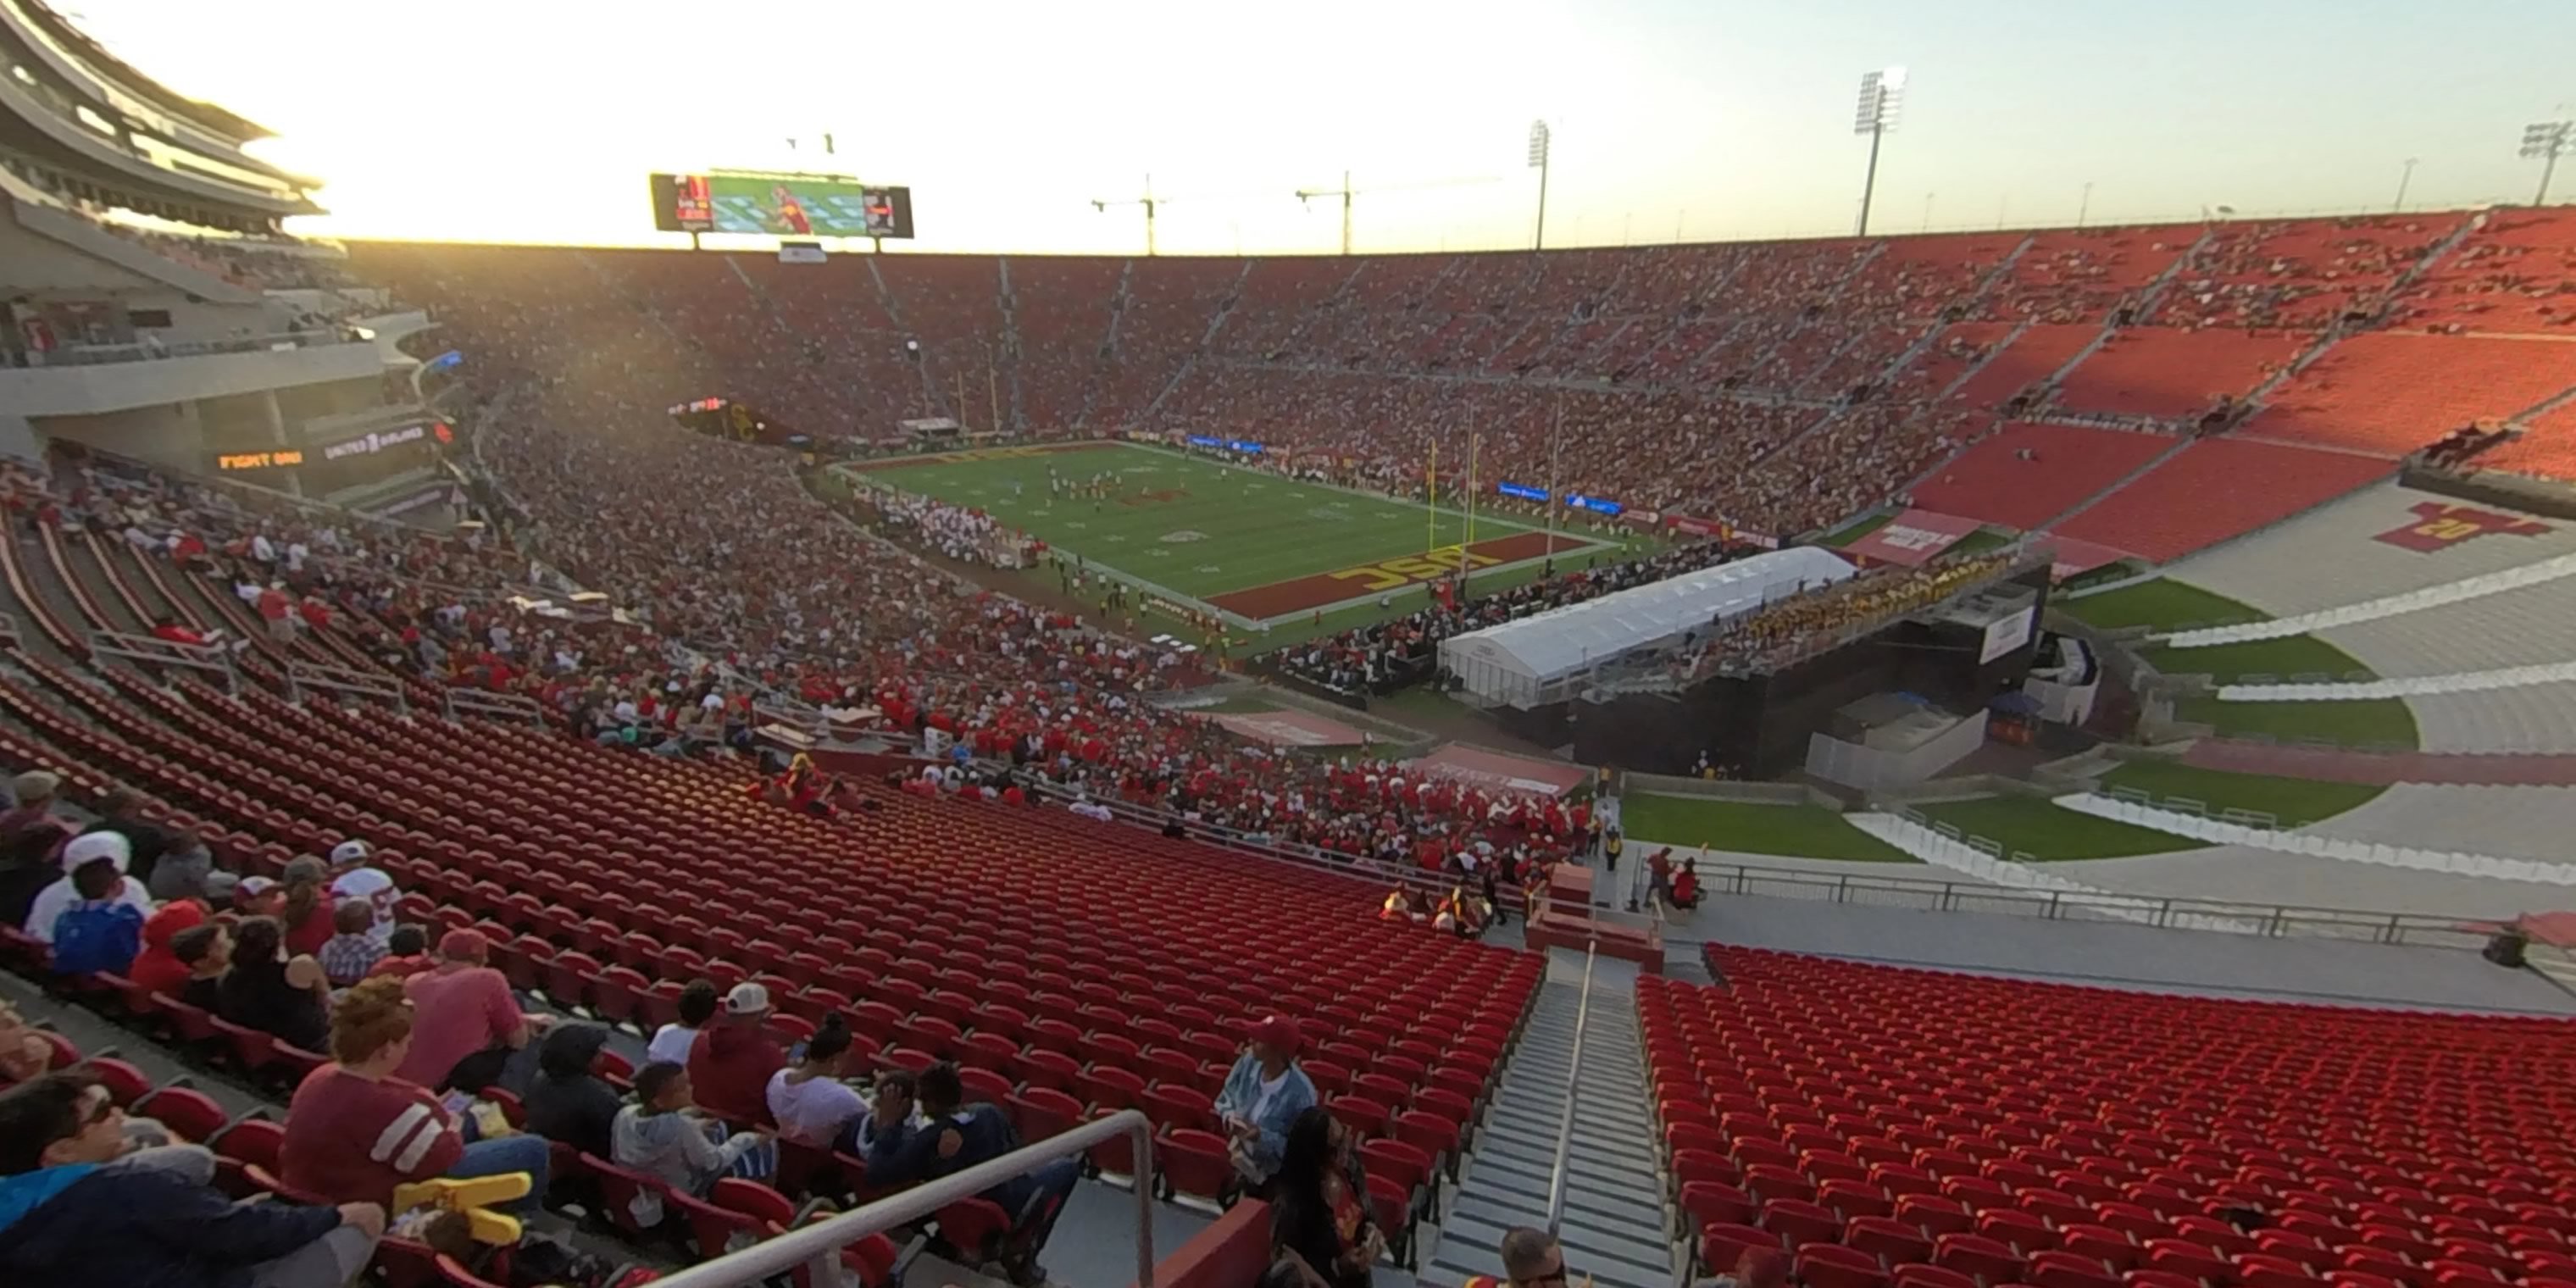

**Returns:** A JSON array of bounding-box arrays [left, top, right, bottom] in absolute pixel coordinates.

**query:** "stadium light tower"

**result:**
[[1091, 175, 1163, 256], [2521, 120, 2573, 206], [1529, 119, 1552, 250], [1852, 66, 1906, 236]]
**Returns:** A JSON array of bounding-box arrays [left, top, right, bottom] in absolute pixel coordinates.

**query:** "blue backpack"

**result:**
[[51, 898, 143, 976]]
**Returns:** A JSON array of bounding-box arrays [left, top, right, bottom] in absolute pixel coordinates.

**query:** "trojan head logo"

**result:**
[[2373, 502, 2553, 553]]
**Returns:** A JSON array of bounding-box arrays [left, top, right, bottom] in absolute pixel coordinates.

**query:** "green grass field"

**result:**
[[2139, 633, 2375, 683], [1913, 795, 2198, 859], [2097, 760, 2386, 825], [2176, 694, 2421, 747], [1623, 794, 1917, 862], [848, 443, 1630, 610], [2059, 579, 2267, 631]]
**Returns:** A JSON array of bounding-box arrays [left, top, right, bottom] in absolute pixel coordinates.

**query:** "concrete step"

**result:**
[[1438, 1198, 1674, 1288]]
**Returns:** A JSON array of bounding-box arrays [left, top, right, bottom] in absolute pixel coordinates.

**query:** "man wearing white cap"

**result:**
[[326, 840, 399, 947], [23, 832, 153, 944]]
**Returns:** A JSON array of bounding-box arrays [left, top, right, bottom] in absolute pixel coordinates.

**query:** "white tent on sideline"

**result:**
[[1437, 546, 1856, 709]]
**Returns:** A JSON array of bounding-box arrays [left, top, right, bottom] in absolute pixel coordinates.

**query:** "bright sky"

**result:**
[[59, 0, 2576, 255]]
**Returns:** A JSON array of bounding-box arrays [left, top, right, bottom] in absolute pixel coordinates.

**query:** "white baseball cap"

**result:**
[[329, 840, 373, 866], [61, 830, 130, 873], [723, 982, 771, 1016]]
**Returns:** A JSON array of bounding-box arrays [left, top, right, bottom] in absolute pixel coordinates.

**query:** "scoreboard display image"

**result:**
[[650, 171, 913, 239]]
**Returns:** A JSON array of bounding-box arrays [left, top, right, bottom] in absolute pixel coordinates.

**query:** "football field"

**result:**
[[841, 441, 1625, 628]]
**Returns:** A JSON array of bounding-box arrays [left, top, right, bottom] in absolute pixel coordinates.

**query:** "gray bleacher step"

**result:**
[[1437, 1203, 1674, 1288], [1421, 962, 1673, 1288], [1474, 1124, 1658, 1172]]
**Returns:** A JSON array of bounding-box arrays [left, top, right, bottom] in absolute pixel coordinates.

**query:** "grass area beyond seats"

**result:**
[[2138, 632, 2375, 683], [1911, 795, 2198, 859], [2060, 579, 2267, 631], [2096, 760, 2387, 826], [2175, 694, 2421, 747], [1623, 794, 1917, 862]]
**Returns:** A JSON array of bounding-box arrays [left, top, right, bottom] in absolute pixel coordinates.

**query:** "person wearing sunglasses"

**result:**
[[0, 1071, 386, 1286]]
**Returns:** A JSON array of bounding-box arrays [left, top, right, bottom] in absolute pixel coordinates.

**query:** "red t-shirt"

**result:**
[[282, 902, 335, 958], [256, 588, 291, 622], [687, 1021, 786, 1125], [280, 1065, 464, 1207], [394, 966, 521, 1086]]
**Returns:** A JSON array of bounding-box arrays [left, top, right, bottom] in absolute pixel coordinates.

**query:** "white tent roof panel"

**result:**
[[1439, 546, 1857, 685]]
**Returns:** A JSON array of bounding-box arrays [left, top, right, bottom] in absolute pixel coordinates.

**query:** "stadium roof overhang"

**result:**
[[9, 0, 278, 143], [0, 89, 318, 220]]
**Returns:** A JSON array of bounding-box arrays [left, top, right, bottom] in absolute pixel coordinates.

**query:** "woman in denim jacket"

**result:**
[[1213, 1015, 1316, 1190]]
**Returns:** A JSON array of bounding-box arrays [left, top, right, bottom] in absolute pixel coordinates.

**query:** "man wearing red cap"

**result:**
[[1212, 1014, 1315, 1188]]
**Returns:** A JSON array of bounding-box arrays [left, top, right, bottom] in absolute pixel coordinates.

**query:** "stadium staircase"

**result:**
[[860, 257, 951, 419], [2034, 433, 2194, 531], [994, 258, 1030, 432], [1423, 953, 1677, 1288], [1135, 260, 1254, 425]]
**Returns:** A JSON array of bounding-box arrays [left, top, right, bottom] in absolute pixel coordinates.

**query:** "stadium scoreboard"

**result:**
[[650, 170, 914, 240]]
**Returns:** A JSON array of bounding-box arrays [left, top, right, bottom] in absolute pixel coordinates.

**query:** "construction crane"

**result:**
[[1091, 175, 1166, 256], [1294, 171, 1502, 255]]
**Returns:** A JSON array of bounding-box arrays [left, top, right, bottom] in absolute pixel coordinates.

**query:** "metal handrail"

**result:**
[[647, 1108, 1158, 1288], [1544, 942, 1598, 1235]]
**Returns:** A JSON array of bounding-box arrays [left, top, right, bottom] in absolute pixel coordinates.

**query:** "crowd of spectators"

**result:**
[[1672, 548, 2021, 678], [1269, 537, 1755, 698]]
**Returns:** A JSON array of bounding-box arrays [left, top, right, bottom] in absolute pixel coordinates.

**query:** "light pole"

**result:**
[[2521, 121, 2573, 206], [1528, 119, 1552, 249], [2077, 180, 2094, 229], [1920, 192, 1935, 231], [1852, 65, 1907, 236], [2395, 158, 2418, 213]]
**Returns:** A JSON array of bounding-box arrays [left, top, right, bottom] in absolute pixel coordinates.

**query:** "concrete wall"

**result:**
[[0, 340, 381, 416], [0, 213, 159, 293], [1625, 772, 1843, 810], [42, 400, 203, 470]]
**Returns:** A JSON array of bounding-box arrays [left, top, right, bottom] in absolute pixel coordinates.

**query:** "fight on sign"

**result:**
[[2371, 502, 2553, 553]]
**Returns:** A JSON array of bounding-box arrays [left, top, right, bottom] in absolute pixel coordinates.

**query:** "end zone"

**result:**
[[1212, 530, 1607, 625]]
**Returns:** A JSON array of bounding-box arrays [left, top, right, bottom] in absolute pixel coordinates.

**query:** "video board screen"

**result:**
[[649, 171, 914, 239]]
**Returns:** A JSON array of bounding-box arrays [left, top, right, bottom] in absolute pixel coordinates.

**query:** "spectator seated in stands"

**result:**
[[0, 1071, 387, 1288], [609, 1060, 774, 1224], [25, 831, 153, 948], [1705, 1246, 1790, 1288], [647, 978, 719, 1066], [396, 930, 542, 1093], [1214, 1014, 1316, 1190], [276, 858, 336, 959], [127, 898, 207, 997], [172, 923, 231, 1011], [0, 1002, 53, 1085], [1269, 1105, 1383, 1288], [865, 1060, 1077, 1287], [686, 982, 786, 1127], [1669, 858, 1702, 911], [281, 977, 549, 1213], [217, 915, 330, 1053], [325, 841, 397, 946], [44, 851, 148, 976], [1378, 888, 1430, 923], [767, 1014, 867, 1148], [144, 828, 217, 905], [367, 924, 430, 981], [80, 788, 173, 892], [0, 771, 69, 928], [526, 1023, 622, 1162], [319, 901, 386, 988]]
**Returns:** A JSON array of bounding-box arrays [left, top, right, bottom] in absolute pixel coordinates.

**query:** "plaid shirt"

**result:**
[[319, 932, 386, 987]]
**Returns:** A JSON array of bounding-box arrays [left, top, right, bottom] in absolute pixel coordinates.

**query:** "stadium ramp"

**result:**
[[2160, 480, 2576, 615]]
